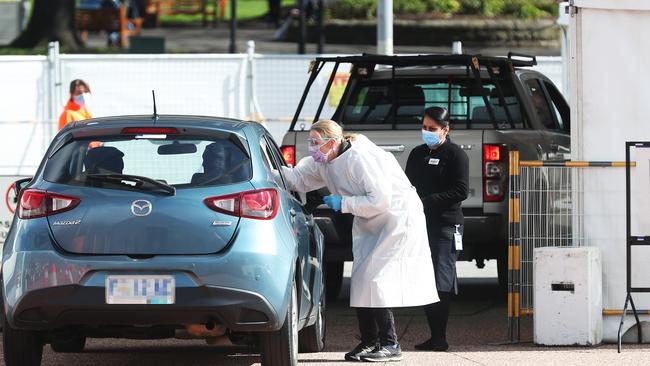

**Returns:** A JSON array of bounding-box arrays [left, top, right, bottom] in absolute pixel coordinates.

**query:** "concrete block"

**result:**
[[534, 246, 602, 346]]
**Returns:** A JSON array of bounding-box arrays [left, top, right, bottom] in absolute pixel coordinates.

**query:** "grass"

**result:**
[[159, 0, 296, 24]]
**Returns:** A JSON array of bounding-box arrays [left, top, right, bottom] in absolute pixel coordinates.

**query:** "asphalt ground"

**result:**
[[2, 262, 649, 365]]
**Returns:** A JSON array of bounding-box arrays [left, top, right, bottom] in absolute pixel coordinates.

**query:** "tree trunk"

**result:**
[[10, 0, 83, 50]]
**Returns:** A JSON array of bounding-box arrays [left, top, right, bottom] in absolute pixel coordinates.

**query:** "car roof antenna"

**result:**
[[152, 90, 159, 123]]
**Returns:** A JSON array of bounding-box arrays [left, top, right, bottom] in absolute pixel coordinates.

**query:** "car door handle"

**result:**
[[379, 145, 405, 153]]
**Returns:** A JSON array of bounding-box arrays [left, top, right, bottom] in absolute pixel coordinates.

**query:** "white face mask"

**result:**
[[73, 93, 91, 107]]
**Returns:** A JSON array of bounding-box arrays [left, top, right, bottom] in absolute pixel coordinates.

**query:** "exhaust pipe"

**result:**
[[176, 321, 227, 339]]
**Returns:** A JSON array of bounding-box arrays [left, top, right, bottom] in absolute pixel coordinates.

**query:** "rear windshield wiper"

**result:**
[[87, 174, 176, 196]]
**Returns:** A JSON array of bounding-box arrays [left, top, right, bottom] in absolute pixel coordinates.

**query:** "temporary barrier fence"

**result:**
[[507, 151, 633, 342]]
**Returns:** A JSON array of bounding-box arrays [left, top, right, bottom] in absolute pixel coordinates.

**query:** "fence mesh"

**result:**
[[514, 164, 628, 314]]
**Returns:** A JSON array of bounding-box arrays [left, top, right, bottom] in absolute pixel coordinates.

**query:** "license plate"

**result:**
[[106, 275, 175, 305]]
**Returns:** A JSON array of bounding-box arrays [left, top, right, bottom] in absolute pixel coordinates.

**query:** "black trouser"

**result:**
[[423, 291, 452, 343], [424, 223, 462, 343], [356, 308, 398, 346]]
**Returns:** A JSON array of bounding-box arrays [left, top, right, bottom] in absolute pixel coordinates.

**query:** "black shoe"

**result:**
[[414, 338, 449, 351], [360, 343, 403, 362], [344, 342, 377, 362]]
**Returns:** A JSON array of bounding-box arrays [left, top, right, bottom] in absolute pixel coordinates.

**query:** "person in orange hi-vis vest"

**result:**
[[58, 79, 93, 130]]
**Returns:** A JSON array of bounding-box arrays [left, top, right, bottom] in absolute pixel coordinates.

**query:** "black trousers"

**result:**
[[424, 223, 461, 343], [356, 308, 397, 346], [423, 291, 452, 343]]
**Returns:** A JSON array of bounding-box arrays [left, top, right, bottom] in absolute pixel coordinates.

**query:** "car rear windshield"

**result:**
[[44, 135, 252, 189], [339, 77, 528, 130]]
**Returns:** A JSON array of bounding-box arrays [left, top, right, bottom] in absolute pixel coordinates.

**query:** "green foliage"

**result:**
[[329, 0, 376, 19], [329, 0, 558, 19], [427, 0, 462, 14]]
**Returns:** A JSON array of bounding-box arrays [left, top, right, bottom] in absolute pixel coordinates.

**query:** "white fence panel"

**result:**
[[59, 54, 247, 119]]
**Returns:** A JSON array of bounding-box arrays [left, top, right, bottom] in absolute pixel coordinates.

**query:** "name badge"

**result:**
[[428, 158, 440, 165], [454, 225, 463, 251]]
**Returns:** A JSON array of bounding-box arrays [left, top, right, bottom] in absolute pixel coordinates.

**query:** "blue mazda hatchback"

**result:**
[[2, 115, 326, 366]]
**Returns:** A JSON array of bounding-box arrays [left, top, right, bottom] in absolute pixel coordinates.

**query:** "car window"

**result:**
[[260, 136, 286, 189], [524, 78, 559, 130], [44, 136, 252, 188], [340, 77, 527, 129], [543, 81, 570, 133]]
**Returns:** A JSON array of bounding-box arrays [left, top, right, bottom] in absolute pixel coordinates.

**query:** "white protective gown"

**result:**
[[281, 135, 438, 308]]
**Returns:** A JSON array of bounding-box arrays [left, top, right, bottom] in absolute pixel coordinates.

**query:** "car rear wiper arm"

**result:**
[[87, 174, 176, 196]]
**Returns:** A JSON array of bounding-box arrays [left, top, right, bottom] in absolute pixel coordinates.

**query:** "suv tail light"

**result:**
[[280, 145, 295, 167], [204, 189, 279, 220], [18, 190, 81, 219], [483, 144, 508, 202]]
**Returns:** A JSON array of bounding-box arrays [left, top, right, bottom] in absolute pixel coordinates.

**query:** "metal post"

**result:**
[[507, 150, 521, 343], [317, 0, 325, 54], [377, 0, 393, 55], [246, 40, 264, 123], [229, 0, 237, 53], [298, 0, 306, 54], [47, 41, 61, 143]]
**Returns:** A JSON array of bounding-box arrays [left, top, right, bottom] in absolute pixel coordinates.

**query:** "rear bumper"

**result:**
[[2, 246, 295, 333], [8, 283, 279, 332]]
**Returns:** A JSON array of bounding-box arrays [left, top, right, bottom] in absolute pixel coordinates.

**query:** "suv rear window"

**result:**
[[340, 77, 527, 129], [44, 136, 252, 189]]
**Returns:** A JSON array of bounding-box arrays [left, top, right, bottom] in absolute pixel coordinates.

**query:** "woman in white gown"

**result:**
[[280, 120, 438, 362]]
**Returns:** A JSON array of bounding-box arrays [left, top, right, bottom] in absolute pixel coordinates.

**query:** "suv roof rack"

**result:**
[[314, 53, 538, 68]]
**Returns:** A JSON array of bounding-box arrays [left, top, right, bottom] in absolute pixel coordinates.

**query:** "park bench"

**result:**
[[76, 1, 142, 48], [147, 0, 217, 27]]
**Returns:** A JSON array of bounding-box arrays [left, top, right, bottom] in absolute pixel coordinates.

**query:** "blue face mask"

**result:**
[[422, 130, 442, 148]]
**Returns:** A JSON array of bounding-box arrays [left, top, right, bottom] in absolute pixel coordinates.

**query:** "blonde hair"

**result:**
[[311, 119, 357, 142]]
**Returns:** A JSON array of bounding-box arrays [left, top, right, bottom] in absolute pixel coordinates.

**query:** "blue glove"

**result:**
[[323, 195, 342, 212]]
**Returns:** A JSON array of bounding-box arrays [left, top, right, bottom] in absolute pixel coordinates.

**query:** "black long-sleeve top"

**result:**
[[405, 138, 469, 225]]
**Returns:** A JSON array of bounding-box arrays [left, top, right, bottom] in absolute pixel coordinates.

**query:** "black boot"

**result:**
[[415, 291, 451, 351]]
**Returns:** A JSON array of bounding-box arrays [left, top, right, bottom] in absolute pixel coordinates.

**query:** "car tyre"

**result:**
[[260, 282, 298, 366], [298, 273, 326, 353], [3, 316, 44, 366], [51, 335, 86, 353]]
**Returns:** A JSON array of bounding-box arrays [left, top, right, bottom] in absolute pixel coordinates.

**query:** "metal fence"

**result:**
[[0, 44, 565, 175], [507, 151, 630, 341]]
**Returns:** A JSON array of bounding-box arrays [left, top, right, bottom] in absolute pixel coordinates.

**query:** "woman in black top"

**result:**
[[405, 107, 469, 351]]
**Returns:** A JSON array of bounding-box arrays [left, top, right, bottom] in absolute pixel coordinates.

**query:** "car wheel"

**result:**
[[298, 273, 326, 353], [3, 315, 44, 366], [324, 261, 343, 301], [51, 335, 86, 353], [260, 281, 298, 366]]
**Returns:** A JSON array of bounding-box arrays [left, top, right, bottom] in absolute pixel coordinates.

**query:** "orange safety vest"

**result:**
[[58, 100, 92, 130]]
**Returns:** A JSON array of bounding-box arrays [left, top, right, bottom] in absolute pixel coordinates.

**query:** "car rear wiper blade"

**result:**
[[87, 174, 176, 196]]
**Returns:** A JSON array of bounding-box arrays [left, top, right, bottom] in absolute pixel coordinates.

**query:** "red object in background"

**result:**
[[281, 145, 296, 167]]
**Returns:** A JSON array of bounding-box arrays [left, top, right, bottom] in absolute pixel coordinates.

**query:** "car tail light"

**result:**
[[484, 145, 501, 161], [280, 145, 295, 167], [121, 127, 179, 135], [483, 144, 508, 202], [18, 189, 81, 219], [204, 189, 279, 220]]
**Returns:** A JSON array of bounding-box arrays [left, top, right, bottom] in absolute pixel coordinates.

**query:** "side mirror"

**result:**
[[13, 177, 32, 203]]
